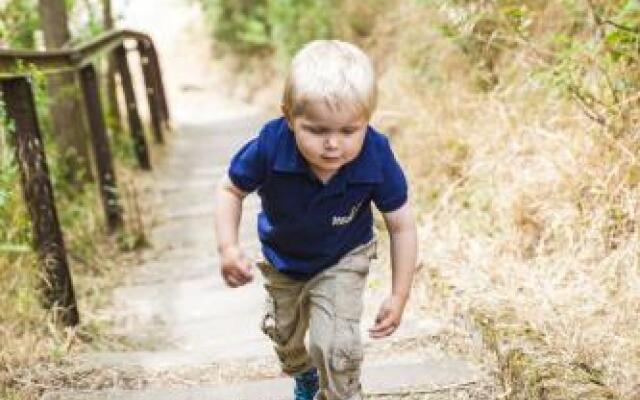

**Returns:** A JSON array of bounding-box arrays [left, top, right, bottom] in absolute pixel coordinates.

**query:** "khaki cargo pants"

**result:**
[[256, 240, 376, 400]]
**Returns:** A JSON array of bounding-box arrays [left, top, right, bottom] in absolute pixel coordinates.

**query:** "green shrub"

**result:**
[[198, 0, 341, 57], [435, 0, 640, 133], [268, 0, 337, 56], [199, 0, 272, 53], [0, 0, 39, 49]]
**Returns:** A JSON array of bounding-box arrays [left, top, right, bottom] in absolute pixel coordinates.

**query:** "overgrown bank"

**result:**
[[1, 1, 151, 399], [199, 1, 639, 399]]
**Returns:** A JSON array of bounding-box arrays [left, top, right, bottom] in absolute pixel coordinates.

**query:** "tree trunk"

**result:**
[[102, 0, 122, 135], [38, 0, 93, 183]]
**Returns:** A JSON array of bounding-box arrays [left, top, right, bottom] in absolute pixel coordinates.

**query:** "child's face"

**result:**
[[288, 102, 368, 181]]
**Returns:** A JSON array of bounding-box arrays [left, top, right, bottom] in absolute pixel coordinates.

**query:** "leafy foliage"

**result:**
[[197, 0, 385, 57], [198, 0, 272, 53], [0, 0, 135, 354], [434, 0, 640, 134], [0, 0, 39, 49], [267, 0, 337, 56]]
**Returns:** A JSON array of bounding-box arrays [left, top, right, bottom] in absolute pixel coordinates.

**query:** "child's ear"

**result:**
[[281, 103, 293, 130]]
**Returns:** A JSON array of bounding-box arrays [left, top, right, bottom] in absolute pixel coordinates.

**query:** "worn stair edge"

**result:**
[[42, 357, 484, 400]]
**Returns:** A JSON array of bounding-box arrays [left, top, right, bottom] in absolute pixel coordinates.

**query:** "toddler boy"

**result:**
[[214, 40, 417, 400]]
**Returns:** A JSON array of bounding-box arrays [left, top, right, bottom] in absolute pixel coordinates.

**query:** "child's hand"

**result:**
[[368, 295, 406, 339], [220, 245, 254, 288]]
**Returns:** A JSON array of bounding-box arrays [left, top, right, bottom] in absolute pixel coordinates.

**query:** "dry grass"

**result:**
[[0, 160, 154, 399], [366, 2, 639, 400]]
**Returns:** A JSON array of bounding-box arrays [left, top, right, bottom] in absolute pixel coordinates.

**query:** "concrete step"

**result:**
[[43, 357, 483, 400]]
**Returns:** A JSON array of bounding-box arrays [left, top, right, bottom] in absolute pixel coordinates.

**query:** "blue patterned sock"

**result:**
[[294, 367, 319, 400]]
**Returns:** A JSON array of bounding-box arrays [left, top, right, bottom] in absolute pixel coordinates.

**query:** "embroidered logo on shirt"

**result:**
[[332, 201, 363, 226]]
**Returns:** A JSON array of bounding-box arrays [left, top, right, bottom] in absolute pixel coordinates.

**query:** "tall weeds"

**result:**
[[1, 1, 150, 398], [372, 2, 639, 399]]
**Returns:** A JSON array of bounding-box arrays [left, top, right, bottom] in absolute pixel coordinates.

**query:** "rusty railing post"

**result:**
[[79, 64, 123, 232], [144, 41, 170, 129], [0, 77, 80, 326], [114, 43, 151, 170], [137, 39, 164, 144]]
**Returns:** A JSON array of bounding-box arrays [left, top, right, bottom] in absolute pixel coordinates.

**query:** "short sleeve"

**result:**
[[373, 139, 408, 213], [228, 136, 267, 192]]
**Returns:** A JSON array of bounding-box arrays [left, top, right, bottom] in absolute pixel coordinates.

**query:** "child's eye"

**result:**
[[302, 125, 322, 134], [310, 127, 328, 135]]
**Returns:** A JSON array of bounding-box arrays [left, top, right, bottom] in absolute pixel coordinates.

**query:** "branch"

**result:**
[[598, 64, 620, 105], [584, 1, 640, 36], [604, 19, 640, 34], [569, 89, 608, 127]]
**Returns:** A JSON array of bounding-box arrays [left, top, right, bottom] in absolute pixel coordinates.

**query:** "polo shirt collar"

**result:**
[[272, 122, 383, 184], [346, 127, 383, 184], [273, 122, 308, 174]]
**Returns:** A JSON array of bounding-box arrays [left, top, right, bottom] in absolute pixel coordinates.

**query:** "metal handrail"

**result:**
[[0, 28, 171, 326], [0, 29, 156, 76]]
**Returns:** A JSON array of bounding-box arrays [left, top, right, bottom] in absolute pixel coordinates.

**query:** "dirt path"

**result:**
[[44, 1, 495, 398]]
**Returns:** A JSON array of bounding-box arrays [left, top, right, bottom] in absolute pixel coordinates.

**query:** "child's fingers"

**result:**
[[369, 326, 395, 338], [223, 265, 252, 287], [369, 322, 397, 338], [375, 307, 389, 324], [368, 315, 398, 338], [232, 269, 252, 285], [371, 316, 394, 331], [236, 263, 254, 281], [223, 270, 242, 287]]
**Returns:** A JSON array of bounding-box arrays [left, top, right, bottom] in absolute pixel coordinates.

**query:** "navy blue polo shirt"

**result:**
[[228, 117, 407, 280]]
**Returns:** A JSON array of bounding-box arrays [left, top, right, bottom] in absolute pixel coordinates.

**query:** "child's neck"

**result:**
[[312, 168, 337, 185]]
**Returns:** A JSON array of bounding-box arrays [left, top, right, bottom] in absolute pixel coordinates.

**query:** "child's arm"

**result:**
[[214, 175, 254, 287], [369, 201, 417, 338]]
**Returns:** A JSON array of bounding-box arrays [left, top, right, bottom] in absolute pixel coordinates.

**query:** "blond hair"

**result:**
[[282, 40, 377, 120]]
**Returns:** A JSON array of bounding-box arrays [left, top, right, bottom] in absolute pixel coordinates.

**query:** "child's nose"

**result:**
[[324, 134, 339, 149]]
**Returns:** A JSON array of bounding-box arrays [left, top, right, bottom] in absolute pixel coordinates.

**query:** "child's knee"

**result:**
[[309, 316, 363, 372], [329, 318, 363, 373], [321, 318, 363, 399], [308, 323, 329, 363]]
